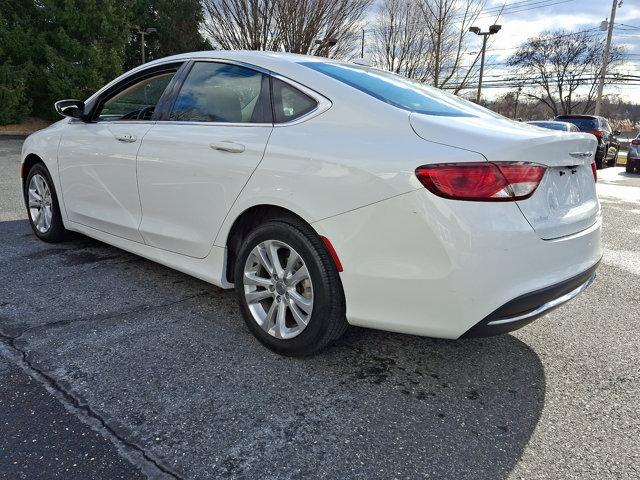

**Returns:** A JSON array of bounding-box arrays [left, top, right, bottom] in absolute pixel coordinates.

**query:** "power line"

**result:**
[[472, 0, 576, 20], [451, 0, 562, 19], [616, 23, 640, 31]]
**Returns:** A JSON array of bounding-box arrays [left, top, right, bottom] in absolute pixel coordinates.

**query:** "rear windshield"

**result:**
[[556, 117, 598, 131], [530, 122, 567, 131], [299, 61, 499, 118]]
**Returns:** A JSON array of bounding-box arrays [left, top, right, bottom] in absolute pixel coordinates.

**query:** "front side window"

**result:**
[[97, 72, 175, 121], [299, 61, 496, 118], [169, 62, 270, 123]]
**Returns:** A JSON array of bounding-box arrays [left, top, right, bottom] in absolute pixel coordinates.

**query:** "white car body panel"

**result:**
[[20, 51, 603, 339], [58, 121, 152, 242], [137, 122, 273, 258], [313, 190, 601, 338]]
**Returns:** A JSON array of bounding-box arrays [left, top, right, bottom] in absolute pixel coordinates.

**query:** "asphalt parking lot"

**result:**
[[0, 136, 638, 480]]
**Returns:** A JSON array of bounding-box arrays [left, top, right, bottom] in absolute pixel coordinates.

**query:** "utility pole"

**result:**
[[361, 28, 365, 58], [514, 85, 522, 119], [594, 0, 620, 115], [469, 24, 501, 103], [132, 26, 157, 65]]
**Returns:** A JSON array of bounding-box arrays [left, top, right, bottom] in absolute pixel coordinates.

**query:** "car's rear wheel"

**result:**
[[24, 163, 68, 242], [234, 219, 347, 356], [627, 162, 635, 173]]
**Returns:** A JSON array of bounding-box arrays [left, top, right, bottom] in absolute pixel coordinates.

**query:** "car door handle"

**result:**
[[115, 134, 137, 143], [210, 141, 245, 153]]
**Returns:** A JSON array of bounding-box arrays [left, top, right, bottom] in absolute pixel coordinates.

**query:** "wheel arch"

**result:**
[[222, 204, 317, 284], [21, 153, 45, 189], [216, 203, 340, 283]]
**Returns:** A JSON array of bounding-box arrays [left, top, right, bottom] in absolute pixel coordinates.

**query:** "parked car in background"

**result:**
[[555, 115, 620, 169], [527, 120, 580, 132], [20, 51, 602, 356], [627, 133, 640, 173]]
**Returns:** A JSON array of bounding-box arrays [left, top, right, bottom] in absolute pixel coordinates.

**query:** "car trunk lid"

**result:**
[[410, 113, 600, 240]]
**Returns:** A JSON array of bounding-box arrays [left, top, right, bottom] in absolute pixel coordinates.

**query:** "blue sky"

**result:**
[[476, 0, 640, 100]]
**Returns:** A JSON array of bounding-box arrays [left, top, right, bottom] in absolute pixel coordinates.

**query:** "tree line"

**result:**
[[0, 0, 632, 125], [0, 0, 208, 124]]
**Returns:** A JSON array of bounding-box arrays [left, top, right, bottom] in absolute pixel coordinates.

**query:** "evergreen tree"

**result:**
[[124, 0, 211, 70], [0, 0, 129, 122]]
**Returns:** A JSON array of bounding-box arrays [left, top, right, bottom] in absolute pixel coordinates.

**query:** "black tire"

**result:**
[[611, 151, 618, 167], [627, 163, 635, 174], [23, 163, 68, 242], [234, 219, 347, 356]]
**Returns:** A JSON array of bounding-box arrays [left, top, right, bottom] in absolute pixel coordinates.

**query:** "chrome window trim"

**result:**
[[152, 121, 273, 128], [82, 56, 333, 127], [172, 58, 332, 127]]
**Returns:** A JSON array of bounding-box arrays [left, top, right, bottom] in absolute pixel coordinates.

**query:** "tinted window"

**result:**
[[170, 62, 270, 123], [529, 122, 567, 131], [299, 61, 499, 118], [556, 117, 598, 132], [98, 72, 175, 121], [271, 78, 317, 123]]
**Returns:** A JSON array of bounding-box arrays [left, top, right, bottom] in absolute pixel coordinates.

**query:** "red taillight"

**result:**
[[631, 139, 640, 146], [591, 161, 597, 182], [415, 162, 546, 202], [589, 129, 604, 140]]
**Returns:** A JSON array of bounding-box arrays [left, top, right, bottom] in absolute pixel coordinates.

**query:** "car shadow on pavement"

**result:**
[[0, 219, 545, 480]]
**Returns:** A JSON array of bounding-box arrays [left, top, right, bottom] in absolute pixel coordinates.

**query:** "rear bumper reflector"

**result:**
[[320, 236, 343, 272]]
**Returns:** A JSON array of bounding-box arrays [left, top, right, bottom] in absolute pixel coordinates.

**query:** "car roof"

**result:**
[[555, 114, 598, 119], [144, 50, 337, 71]]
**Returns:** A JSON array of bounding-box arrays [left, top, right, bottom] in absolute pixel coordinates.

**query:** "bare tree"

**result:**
[[275, 0, 373, 57], [203, 0, 372, 57], [371, 0, 432, 80], [421, 0, 485, 90], [203, 0, 279, 50], [507, 30, 625, 116], [370, 0, 485, 91]]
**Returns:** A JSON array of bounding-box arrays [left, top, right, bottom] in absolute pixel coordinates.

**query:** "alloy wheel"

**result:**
[[243, 240, 313, 340], [28, 174, 53, 234]]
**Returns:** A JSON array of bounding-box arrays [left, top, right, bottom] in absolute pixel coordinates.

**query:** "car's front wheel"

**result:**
[[234, 219, 347, 356], [24, 163, 68, 242]]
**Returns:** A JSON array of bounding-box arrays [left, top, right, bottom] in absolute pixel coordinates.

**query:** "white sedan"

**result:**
[[21, 51, 602, 356]]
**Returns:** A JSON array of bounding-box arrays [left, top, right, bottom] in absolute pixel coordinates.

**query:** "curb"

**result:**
[[0, 134, 30, 140]]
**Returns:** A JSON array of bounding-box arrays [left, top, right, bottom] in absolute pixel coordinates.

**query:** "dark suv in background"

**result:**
[[555, 115, 620, 169]]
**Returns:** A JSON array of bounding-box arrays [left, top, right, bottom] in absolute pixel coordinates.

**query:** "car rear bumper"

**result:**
[[313, 189, 602, 339], [461, 262, 598, 337]]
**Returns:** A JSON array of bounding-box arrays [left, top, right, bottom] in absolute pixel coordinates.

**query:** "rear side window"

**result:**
[[299, 61, 491, 118], [169, 62, 270, 123], [271, 78, 317, 123]]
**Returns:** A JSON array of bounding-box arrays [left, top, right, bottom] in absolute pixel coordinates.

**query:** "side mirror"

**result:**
[[613, 130, 621, 136], [54, 99, 85, 120]]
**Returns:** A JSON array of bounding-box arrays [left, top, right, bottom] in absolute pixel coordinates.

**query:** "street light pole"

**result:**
[[469, 25, 502, 103], [314, 37, 338, 57], [594, 0, 619, 115], [132, 26, 157, 65]]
